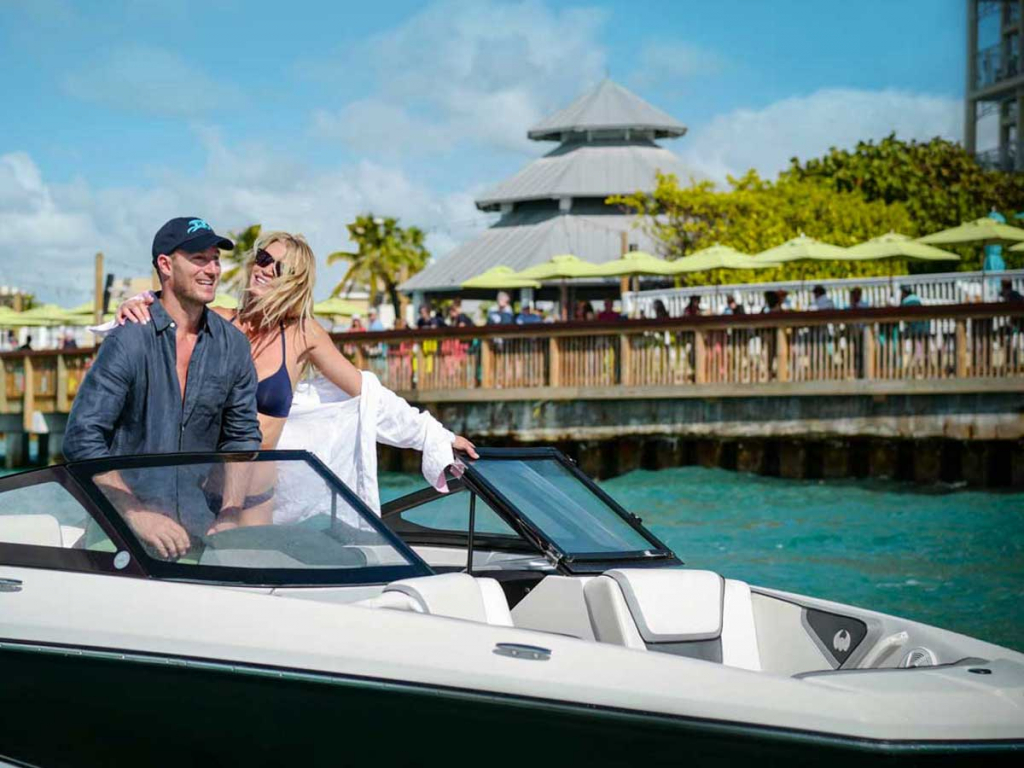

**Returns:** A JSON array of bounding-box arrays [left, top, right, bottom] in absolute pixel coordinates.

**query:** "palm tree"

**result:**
[[220, 224, 262, 294], [327, 214, 429, 319]]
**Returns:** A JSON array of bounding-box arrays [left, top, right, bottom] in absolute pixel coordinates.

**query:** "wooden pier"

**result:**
[[3, 303, 1023, 483]]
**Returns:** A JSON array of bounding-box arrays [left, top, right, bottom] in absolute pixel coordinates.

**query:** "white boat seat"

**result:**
[[379, 573, 514, 627], [0, 514, 63, 547], [584, 569, 761, 671]]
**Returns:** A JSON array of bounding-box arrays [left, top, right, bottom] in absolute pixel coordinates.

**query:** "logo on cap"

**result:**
[[187, 218, 212, 235]]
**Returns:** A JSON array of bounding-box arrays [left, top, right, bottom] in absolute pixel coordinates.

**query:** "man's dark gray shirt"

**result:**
[[64, 297, 262, 461]]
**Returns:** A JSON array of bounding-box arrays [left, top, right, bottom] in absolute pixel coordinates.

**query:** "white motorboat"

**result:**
[[0, 448, 1021, 767]]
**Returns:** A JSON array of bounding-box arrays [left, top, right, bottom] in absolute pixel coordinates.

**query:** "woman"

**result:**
[[117, 231, 476, 514]]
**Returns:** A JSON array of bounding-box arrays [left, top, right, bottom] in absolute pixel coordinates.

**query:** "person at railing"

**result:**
[[445, 298, 472, 327], [487, 291, 514, 325], [60, 331, 78, 350], [723, 295, 745, 316], [811, 285, 835, 311], [366, 307, 385, 332], [1001, 279, 1023, 304], [849, 287, 869, 310], [683, 296, 702, 317], [417, 303, 443, 329], [17, 335, 32, 351], [115, 230, 478, 515], [597, 299, 621, 321], [516, 302, 543, 325], [650, 299, 670, 320], [348, 314, 365, 332]]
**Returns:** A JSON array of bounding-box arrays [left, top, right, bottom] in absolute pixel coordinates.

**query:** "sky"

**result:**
[[0, 0, 967, 305]]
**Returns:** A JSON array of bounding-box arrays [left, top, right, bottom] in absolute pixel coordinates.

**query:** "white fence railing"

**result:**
[[625, 269, 1024, 318]]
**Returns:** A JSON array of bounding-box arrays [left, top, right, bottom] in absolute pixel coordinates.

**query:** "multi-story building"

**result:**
[[966, 0, 1024, 170]]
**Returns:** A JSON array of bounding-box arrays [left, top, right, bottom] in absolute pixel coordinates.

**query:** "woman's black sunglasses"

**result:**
[[254, 248, 284, 277]]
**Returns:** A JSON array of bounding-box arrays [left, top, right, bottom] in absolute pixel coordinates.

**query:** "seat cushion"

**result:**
[[0, 514, 63, 547], [605, 568, 724, 642], [384, 573, 513, 627]]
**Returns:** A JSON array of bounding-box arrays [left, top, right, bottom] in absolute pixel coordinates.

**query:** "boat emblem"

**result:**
[[493, 643, 551, 661], [833, 629, 851, 653], [113, 551, 131, 570]]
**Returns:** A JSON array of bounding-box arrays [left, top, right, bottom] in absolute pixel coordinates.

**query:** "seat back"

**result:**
[[0, 514, 64, 547], [583, 568, 761, 671], [383, 573, 514, 627]]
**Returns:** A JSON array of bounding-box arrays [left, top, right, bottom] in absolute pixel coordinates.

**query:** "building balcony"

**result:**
[[976, 142, 1021, 171], [975, 43, 1020, 90]]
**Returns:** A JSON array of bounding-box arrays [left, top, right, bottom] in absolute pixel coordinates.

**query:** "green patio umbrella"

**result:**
[[313, 297, 365, 318], [461, 266, 541, 290], [845, 232, 960, 303], [12, 304, 78, 326], [590, 251, 677, 277], [516, 254, 604, 280], [845, 232, 960, 263], [516, 254, 604, 320], [210, 293, 239, 310], [918, 217, 1024, 246], [754, 234, 848, 263], [668, 244, 781, 274]]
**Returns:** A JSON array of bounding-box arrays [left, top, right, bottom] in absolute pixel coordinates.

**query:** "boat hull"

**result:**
[[1, 643, 1020, 768]]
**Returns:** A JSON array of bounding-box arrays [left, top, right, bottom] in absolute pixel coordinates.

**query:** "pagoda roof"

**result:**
[[528, 79, 687, 142], [475, 139, 698, 210], [400, 208, 659, 293]]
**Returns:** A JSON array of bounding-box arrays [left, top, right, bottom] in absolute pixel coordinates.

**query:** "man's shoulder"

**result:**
[[103, 320, 153, 351]]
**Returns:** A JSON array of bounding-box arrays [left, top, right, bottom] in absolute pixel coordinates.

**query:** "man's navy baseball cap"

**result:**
[[151, 217, 234, 263]]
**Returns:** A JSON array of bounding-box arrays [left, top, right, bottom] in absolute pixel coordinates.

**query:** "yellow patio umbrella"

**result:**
[[918, 217, 1024, 246], [461, 266, 541, 290], [12, 304, 79, 325]]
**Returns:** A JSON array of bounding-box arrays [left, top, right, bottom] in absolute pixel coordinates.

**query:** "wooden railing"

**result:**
[[336, 303, 1024, 398], [1, 304, 1022, 424]]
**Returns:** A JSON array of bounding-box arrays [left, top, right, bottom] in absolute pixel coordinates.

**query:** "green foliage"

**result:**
[[783, 134, 1024, 270], [221, 224, 262, 293], [328, 214, 430, 319], [610, 171, 914, 285]]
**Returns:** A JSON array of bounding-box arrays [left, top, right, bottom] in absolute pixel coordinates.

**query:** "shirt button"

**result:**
[[170, 322, 176, 328]]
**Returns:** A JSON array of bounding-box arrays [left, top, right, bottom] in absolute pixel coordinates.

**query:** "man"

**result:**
[[597, 299, 621, 321], [17, 335, 32, 351], [723, 296, 745, 315], [446, 298, 471, 327], [812, 285, 834, 310], [516, 302, 542, 324], [366, 307, 385, 331], [64, 216, 262, 558], [487, 292, 514, 325]]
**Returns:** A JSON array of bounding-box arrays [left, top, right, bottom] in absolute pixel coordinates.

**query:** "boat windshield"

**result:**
[[71, 452, 430, 585], [466, 454, 668, 561]]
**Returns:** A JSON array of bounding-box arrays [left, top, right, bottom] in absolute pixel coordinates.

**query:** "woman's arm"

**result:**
[[302, 320, 363, 396]]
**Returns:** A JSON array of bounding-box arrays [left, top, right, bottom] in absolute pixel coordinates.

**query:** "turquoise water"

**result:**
[[381, 467, 1024, 653]]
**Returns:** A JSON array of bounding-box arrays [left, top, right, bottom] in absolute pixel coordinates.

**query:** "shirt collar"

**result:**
[[150, 292, 212, 335]]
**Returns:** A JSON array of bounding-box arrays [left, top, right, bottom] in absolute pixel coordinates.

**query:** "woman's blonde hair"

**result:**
[[238, 231, 316, 330]]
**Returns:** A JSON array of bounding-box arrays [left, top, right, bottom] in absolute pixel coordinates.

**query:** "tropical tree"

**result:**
[[782, 134, 1024, 270], [220, 224, 262, 294], [610, 171, 913, 285], [327, 214, 430, 318]]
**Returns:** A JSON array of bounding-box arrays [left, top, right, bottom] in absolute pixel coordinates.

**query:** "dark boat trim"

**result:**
[[0, 637, 1019, 756]]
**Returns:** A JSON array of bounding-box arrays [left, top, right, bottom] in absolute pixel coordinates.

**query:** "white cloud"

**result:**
[[62, 44, 244, 118], [679, 88, 963, 183], [627, 40, 725, 89], [309, 0, 609, 156], [0, 143, 483, 305]]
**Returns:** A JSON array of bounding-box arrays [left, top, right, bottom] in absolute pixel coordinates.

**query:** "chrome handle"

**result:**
[[0, 578, 23, 593], [493, 643, 551, 661]]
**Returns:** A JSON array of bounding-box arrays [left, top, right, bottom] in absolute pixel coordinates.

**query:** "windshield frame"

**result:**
[[458, 447, 681, 574], [64, 450, 433, 586]]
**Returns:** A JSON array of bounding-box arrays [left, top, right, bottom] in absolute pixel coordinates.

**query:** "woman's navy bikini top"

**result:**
[[243, 320, 293, 418]]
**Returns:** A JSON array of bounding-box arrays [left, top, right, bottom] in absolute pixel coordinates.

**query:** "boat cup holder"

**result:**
[[899, 647, 938, 668]]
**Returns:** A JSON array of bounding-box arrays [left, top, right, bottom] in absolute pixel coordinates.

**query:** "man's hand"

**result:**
[[124, 509, 190, 559], [452, 435, 478, 459]]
